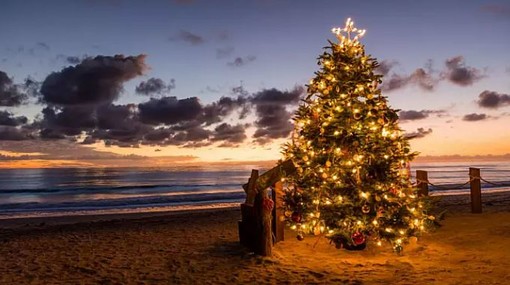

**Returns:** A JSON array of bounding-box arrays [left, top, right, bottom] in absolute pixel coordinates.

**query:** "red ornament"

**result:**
[[351, 232, 366, 245], [390, 187, 398, 195], [291, 212, 302, 223], [376, 207, 385, 218], [262, 197, 274, 212]]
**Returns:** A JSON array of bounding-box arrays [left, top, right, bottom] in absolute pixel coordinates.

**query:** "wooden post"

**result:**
[[239, 204, 255, 249], [416, 170, 429, 196], [243, 170, 259, 206], [272, 181, 285, 243], [239, 170, 259, 251], [469, 167, 482, 214], [254, 189, 272, 256], [239, 161, 296, 256]]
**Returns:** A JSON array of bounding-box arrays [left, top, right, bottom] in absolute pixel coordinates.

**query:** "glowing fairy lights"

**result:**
[[331, 18, 366, 42], [281, 18, 436, 254]]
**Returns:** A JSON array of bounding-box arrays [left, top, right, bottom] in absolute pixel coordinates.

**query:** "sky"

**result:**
[[1, 0, 510, 168]]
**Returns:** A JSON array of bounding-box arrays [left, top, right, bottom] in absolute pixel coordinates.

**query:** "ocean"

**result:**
[[1, 161, 509, 219]]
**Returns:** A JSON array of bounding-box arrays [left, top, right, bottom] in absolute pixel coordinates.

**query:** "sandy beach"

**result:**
[[1, 192, 509, 285]]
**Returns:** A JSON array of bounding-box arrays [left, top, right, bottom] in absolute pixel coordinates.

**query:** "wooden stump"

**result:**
[[272, 181, 284, 243], [416, 170, 429, 196], [238, 203, 256, 249], [469, 167, 482, 213]]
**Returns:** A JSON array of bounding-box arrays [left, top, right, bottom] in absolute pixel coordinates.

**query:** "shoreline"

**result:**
[[1, 190, 509, 230]]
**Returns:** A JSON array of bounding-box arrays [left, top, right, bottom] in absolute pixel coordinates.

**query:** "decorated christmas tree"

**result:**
[[281, 18, 436, 253]]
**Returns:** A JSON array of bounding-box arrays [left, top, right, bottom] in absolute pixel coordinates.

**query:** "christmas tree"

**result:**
[[281, 18, 436, 253]]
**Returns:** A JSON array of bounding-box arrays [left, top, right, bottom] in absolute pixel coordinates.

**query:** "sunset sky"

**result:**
[[1, 0, 510, 168]]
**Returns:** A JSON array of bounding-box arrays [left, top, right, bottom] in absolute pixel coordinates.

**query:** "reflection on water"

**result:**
[[0, 161, 509, 218]]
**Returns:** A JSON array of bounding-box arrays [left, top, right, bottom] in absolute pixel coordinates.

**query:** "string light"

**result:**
[[281, 17, 435, 253], [331, 18, 366, 42]]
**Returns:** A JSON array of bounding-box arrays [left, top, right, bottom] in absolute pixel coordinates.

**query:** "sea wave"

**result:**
[[0, 182, 241, 194]]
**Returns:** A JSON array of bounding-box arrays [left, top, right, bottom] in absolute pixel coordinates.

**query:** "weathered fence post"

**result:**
[[238, 160, 296, 256], [469, 167, 482, 213], [416, 170, 429, 196], [272, 181, 284, 243], [239, 170, 258, 250], [254, 189, 272, 256]]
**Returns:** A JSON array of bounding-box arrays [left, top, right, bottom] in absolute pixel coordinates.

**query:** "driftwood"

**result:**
[[238, 160, 296, 256], [242, 159, 296, 206]]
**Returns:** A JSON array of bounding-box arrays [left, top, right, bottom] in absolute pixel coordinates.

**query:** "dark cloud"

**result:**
[[66, 56, 82, 64], [0, 111, 28, 126], [135, 78, 176, 96], [232, 84, 250, 97], [171, 30, 205, 45], [204, 86, 220, 93], [463, 113, 488, 122], [382, 68, 436, 92], [91, 104, 152, 146], [96, 104, 138, 130], [404, 128, 433, 139], [40, 54, 147, 106], [399, 110, 428, 121], [477, 90, 510, 109], [138, 96, 202, 125], [252, 104, 293, 144], [81, 136, 97, 145], [227, 56, 256, 67], [441, 56, 483, 86], [411, 68, 435, 90], [381, 56, 483, 92], [251, 87, 304, 144], [159, 126, 211, 147], [0, 70, 29, 106], [0, 126, 32, 141], [399, 109, 447, 121], [381, 74, 407, 91], [180, 126, 211, 142], [216, 47, 234, 59], [143, 128, 173, 143], [251, 87, 303, 105], [38, 102, 151, 146], [36, 42, 50, 51], [211, 123, 247, 144], [375, 60, 398, 76], [39, 105, 96, 138], [201, 96, 248, 125], [7, 43, 50, 56], [23, 77, 42, 98], [56, 54, 88, 64]]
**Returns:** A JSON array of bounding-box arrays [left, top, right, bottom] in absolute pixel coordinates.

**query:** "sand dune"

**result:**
[[1, 192, 509, 284]]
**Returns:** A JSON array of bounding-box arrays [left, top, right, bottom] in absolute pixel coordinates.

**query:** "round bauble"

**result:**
[[351, 232, 366, 245], [291, 212, 302, 223]]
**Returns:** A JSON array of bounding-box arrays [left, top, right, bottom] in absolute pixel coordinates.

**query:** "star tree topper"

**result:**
[[331, 18, 366, 43]]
